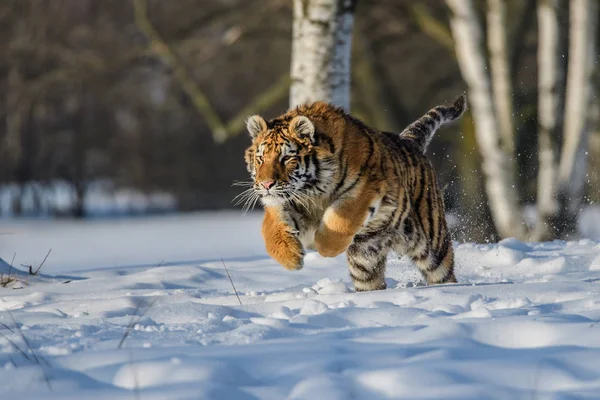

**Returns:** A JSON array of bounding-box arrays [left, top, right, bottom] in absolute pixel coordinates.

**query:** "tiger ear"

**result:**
[[289, 116, 315, 142], [246, 115, 267, 139]]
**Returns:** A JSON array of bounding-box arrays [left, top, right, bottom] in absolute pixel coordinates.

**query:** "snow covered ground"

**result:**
[[2, 212, 600, 399]]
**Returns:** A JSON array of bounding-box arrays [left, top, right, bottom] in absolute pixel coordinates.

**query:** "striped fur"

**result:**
[[241, 95, 467, 291], [400, 94, 467, 153]]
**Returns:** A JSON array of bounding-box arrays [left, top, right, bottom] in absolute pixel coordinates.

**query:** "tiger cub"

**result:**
[[242, 95, 467, 291]]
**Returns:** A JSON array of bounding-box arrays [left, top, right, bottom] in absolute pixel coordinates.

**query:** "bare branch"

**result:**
[[409, 4, 454, 52], [132, 0, 228, 142]]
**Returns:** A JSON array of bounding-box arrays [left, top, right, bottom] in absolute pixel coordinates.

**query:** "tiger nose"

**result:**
[[260, 180, 276, 190]]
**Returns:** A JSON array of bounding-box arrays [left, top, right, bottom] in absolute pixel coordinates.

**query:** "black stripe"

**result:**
[[333, 159, 348, 195], [414, 250, 429, 263], [411, 217, 427, 251], [436, 197, 445, 249], [401, 147, 414, 175], [337, 137, 373, 198], [396, 145, 409, 166], [290, 201, 302, 214], [353, 229, 382, 244], [311, 153, 320, 179], [414, 165, 426, 214], [290, 217, 299, 233], [403, 218, 413, 236], [350, 261, 373, 276], [302, 154, 310, 167], [390, 153, 402, 182], [317, 133, 336, 153], [379, 146, 387, 175], [336, 175, 360, 198], [350, 272, 378, 283], [426, 178, 434, 238], [431, 182, 442, 248], [432, 236, 450, 270], [393, 192, 409, 230]]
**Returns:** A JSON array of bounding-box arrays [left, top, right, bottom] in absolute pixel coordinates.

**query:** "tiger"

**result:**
[[241, 94, 467, 291]]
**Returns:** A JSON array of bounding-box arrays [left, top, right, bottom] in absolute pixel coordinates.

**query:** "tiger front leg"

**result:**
[[262, 207, 305, 270], [314, 190, 376, 258]]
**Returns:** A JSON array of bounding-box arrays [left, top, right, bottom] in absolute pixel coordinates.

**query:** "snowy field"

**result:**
[[2, 212, 600, 399]]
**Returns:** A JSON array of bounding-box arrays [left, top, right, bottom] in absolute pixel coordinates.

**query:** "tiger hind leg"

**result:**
[[346, 238, 389, 292], [410, 235, 456, 285]]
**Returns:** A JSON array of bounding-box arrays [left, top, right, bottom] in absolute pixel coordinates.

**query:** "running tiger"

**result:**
[[239, 95, 467, 291]]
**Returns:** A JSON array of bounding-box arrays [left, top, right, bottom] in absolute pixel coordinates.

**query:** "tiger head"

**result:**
[[243, 113, 332, 207]]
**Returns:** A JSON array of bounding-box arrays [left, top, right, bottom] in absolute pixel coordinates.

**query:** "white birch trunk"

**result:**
[[487, 0, 515, 153], [290, 0, 355, 111], [446, 0, 525, 239], [558, 0, 598, 215], [534, 0, 564, 240]]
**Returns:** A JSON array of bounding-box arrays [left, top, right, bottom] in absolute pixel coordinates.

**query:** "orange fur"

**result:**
[[261, 207, 304, 270]]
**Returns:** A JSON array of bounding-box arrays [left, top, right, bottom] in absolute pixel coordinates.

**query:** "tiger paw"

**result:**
[[264, 230, 305, 271], [273, 241, 304, 271]]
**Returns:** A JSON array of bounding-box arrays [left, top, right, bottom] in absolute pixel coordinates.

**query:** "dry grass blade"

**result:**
[[1, 320, 14, 333], [221, 256, 242, 306], [0, 276, 16, 288], [2, 309, 52, 390], [117, 297, 158, 349], [31, 248, 52, 276], [0, 330, 31, 361], [1, 253, 17, 288]]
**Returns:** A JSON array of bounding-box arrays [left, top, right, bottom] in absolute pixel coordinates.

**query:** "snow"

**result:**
[[1, 212, 600, 399]]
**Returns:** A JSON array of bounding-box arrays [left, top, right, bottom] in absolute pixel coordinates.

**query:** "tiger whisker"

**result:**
[[232, 188, 255, 205], [287, 191, 310, 211], [243, 193, 261, 214], [232, 180, 254, 187]]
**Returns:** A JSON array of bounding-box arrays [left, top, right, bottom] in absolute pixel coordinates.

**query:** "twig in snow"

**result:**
[[117, 297, 157, 349], [221, 256, 242, 306], [26, 248, 52, 276]]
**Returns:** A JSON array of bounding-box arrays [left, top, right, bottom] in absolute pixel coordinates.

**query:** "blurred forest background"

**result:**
[[0, 0, 598, 242]]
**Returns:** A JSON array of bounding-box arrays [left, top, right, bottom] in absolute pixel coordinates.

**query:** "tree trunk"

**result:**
[[556, 0, 598, 237], [290, 0, 356, 111], [5, 66, 23, 215], [534, 0, 566, 241], [487, 0, 515, 153], [445, 0, 526, 239]]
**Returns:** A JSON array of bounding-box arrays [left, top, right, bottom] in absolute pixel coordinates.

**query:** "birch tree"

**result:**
[[487, 0, 515, 153], [446, 0, 598, 240], [555, 0, 598, 236], [290, 0, 356, 111], [445, 0, 526, 239], [535, 0, 565, 240]]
